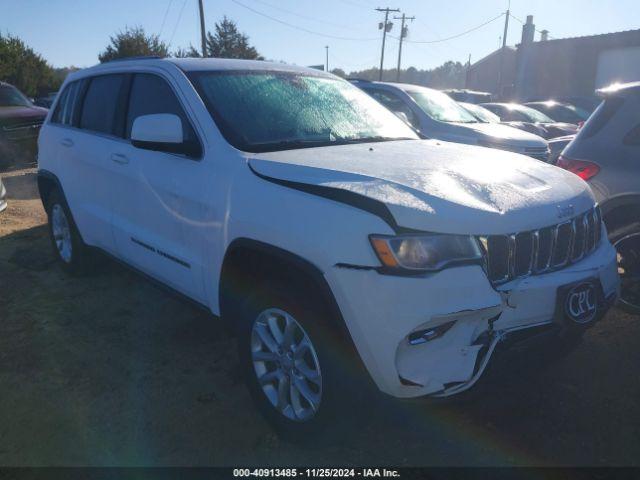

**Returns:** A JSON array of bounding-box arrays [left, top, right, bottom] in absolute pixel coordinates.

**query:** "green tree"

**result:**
[[345, 61, 467, 89], [0, 34, 60, 97], [205, 17, 263, 60], [98, 26, 169, 63], [173, 45, 202, 58]]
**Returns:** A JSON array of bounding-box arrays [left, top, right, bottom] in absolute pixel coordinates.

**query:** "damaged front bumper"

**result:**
[[326, 238, 619, 398]]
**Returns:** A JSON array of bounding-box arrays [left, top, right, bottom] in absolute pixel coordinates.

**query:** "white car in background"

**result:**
[[37, 58, 618, 436], [352, 80, 551, 162]]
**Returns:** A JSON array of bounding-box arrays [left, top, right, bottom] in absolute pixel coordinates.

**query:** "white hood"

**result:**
[[249, 139, 595, 235]]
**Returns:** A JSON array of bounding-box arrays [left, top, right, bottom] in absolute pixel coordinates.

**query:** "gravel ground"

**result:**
[[0, 167, 638, 467]]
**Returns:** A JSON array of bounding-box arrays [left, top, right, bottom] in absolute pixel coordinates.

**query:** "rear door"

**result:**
[[47, 75, 127, 254], [108, 71, 211, 303]]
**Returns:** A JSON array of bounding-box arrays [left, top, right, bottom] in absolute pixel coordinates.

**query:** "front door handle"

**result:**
[[60, 138, 74, 147], [111, 153, 130, 165]]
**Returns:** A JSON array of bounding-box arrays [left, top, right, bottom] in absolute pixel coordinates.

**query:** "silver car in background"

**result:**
[[352, 80, 550, 162], [558, 81, 640, 313]]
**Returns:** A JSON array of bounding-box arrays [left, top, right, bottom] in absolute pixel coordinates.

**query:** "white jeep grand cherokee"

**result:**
[[38, 58, 619, 434]]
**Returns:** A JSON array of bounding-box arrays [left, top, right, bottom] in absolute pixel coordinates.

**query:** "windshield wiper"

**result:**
[[251, 138, 336, 151], [337, 136, 416, 145], [250, 136, 415, 152]]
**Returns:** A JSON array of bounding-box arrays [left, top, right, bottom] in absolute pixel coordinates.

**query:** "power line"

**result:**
[[158, 0, 174, 38], [231, 0, 379, 41], [247, 0, 351, 30], [509, 13, 554, 39], [400, 12, 505, 44], [168, 0, 188, 48], [338, 0, 374, 9]]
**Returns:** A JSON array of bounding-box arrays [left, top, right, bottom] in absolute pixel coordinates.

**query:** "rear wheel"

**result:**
[[610, 222, 640, 314], [47, 189, 93, 274]]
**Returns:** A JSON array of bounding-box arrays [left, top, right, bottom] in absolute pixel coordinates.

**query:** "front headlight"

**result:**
[[369, 234, 483, 273]]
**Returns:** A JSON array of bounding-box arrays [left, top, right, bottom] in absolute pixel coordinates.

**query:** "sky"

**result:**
[[2, 0, 639, 72]]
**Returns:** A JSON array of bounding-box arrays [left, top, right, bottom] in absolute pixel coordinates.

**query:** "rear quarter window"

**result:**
[[51, 80, 84, 126], [579, 97, 623, 139]]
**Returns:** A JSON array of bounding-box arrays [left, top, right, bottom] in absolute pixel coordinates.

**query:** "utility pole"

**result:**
[[325, 46, 329, 72], [198, 0, 207, 57], [496, 2, 510, 98], [394, 13, 414, 82], [376, 7, 400, 81]]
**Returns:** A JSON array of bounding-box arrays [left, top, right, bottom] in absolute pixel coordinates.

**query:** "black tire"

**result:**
[[609, 221, 640, 315], [46, 189, 93, 275], [237, 281, 365, 440]]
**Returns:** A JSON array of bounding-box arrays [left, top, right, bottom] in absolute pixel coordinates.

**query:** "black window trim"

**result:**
[[50, 70, 204, 160], [122, 70, 204, 161]]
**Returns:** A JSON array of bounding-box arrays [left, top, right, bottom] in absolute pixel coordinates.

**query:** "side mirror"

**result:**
[[131, 114, 200, 157]]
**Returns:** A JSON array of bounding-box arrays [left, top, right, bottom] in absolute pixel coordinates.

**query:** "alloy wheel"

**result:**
[[51, 204, 72, 263], [250, 308, 322, 421]]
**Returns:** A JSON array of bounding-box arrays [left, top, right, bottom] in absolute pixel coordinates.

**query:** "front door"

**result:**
[[108, 72, 213, 304]]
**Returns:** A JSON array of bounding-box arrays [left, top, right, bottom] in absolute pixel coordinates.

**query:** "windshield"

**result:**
[[408, 89, 477, 123], [460, 102, 500, 123], [188, 71, 418, 152], [0, 85, 32, 107]]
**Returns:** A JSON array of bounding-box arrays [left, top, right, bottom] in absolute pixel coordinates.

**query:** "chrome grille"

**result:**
[[482, 206, 603, 284]]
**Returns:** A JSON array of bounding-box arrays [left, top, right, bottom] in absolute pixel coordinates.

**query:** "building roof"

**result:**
[[469, 46, 516, 69], [527, 27, 640, 47], [471, 28, 640, 70]]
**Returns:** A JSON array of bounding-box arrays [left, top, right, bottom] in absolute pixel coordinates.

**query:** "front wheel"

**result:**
[[237, 284, 360, 439], [610, 222, 640, 314]]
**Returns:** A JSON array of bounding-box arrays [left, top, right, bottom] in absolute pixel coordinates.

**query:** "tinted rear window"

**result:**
[[579, 97, 623, 139], [79, 75, 126, 135]]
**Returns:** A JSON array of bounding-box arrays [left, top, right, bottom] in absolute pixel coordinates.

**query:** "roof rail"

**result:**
[[103, 55, 164, 64]]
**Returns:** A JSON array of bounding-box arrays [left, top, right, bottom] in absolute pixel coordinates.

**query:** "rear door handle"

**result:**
[[60, 138, 74, 147], [111, 153, 129, 165]]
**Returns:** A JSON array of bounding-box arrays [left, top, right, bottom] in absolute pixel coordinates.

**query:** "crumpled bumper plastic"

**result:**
[[325, 238, 619, 398]]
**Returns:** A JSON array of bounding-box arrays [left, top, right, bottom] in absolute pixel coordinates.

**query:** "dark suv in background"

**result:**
[[0, 82, 48, 169], [558, 82, 640, 313]]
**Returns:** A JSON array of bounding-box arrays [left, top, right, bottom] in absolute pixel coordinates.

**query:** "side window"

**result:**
[[580, 98, 622, 139], [126, 73, 199, 148], [367, 89, 419, 129], [51, 80, 83, 126], [79, 74, 126, 135]]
